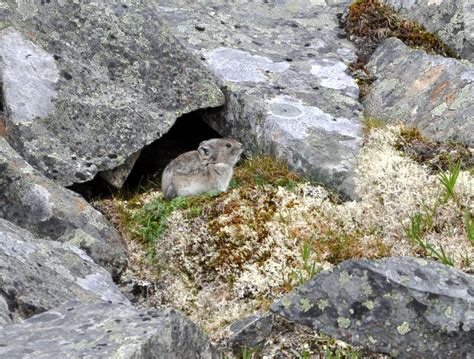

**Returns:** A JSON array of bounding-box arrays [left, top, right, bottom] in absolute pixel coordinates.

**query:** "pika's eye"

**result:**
[[226, 143, 232, 148]]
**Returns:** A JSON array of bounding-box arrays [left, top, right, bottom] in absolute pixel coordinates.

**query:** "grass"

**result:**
[[465, 213, 474, 246], [402, 157, 471, 266], [292, 243, 319, 286], [404, 213, 454, 266], [122, 193, 210, 258], [437, 159, 461, 204], [232, 153, 304, 189], [239, 346, 258, 359]]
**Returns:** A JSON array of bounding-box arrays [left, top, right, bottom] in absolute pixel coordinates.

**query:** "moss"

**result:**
[[314, 228, 391, 265], [347, 0, 457, 58], [396, 321, 411, 335], [394, 125, 473, 172]]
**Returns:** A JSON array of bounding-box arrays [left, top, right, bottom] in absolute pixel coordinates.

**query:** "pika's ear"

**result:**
[[198, 142, 214, 161]]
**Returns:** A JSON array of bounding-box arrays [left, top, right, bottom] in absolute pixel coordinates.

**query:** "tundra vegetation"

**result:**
[[95, 0, 473, 356], [96, 123, 473, 357]]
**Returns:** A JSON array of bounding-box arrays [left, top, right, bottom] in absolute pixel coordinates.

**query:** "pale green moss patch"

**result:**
[[444, 306, 453, 318], [339, 271, 352, 286], [397, 321, 411, 335], [300, 298, 312, 312], [317, 299, 329, 311], [364, 300, 375, 310], [337, 317, 351, 329]]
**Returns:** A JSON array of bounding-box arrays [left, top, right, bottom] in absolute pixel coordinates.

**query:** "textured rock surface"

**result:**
[[364, 38, 474, 147], [0, 219, 128, 324], [0, 138, 127, 278], [0, 302, 218, 358], [225, 314, 274, 353], [100, 150, 141, 189], [156, 0, 362, 199], [271, 257, 474, 357], [0, 1, 223, 187], [383, 0, 473, 61]]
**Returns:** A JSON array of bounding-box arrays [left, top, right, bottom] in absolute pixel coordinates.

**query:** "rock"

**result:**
[[0, 219, 129, 324], [225, 314, 274, 353], [364, 37, 474, 147], [383, 0, 473, 61], [0, 302, 218, 358], [0, 296, 11, 326], [0, 138, 127, 278], [270, 257, 474, 357], [155, 1, 363, 199], [100, 150, 141, 189], [0, 1, 224, 187]]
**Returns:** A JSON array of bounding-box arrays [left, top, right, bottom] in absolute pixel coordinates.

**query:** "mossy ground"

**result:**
[[95, 124, 472, 357]]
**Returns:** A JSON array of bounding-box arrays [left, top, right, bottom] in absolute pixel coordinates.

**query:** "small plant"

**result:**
[[404, 212, 424, 243], [437, 159, 461, 204], [290, 347, 312, 359], [404, 213, 454, 266], [292, 243, 319, 286], [465, 212, 474, 246], [240, 346, 258, 359]]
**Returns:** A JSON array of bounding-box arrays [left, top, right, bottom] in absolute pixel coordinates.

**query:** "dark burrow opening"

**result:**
[[69, 112, 222, 201]]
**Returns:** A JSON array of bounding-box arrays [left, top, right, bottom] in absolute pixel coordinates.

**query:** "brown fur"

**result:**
[[161, 138, 243, 200]]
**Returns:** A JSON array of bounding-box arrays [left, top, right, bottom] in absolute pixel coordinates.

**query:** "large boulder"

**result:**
[[383, 0, 473, 61], [271, 257, 474, 357], [0, 1, 224, 187], [155, 1, 362, 199], [364, 37, 474, 147], [0, 302, 218, 358], [0, 219, 128, 324], [0, 137, 127, 278]]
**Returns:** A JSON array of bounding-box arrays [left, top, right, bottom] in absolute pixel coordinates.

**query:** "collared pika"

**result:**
[[161, 138, 244, 200]]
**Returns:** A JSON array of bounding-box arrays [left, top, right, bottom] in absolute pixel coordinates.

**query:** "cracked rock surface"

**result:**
[[364, 38, 474, 147], [0, 219, 128, 325], [0, 138, 127, 278], [0, 0, 223, 187], [0, 302, 218, 358], [155, 0, 362, 199], [383, 0, 473, 61]]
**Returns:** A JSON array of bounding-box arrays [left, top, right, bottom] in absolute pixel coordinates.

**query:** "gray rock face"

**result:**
[[225, 314, 274, 353], [0, 219, 129, 324], [155, 1, 362, 199], [364, 38, 474, 147], [0, 138, 127, 278], [0, 302, 218, 358], [271, 257, 474, 357], [0, 0, 223, 187], [383, 0, 473, 61]]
